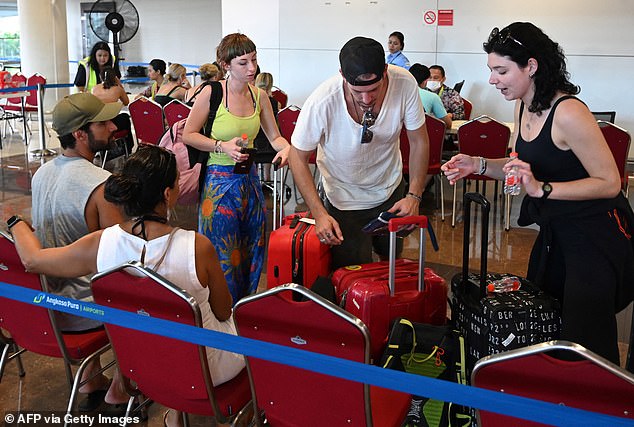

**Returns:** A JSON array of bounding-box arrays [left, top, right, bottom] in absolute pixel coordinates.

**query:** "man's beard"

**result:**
[[86, 128, 115, 153]]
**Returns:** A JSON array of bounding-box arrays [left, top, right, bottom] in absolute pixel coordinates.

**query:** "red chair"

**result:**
[[598, 121, 631, 196], [461, 97, 473, 120], [0, 232, 114, 415], [234, 284, 411, 427], [452, 115, 511, 228], [400, 114, 447, 218], [271, 86, 288, 109], [1, 72, 27, 135], [91, 261, 252, 425], [128, 96, 165, 145], [163, 99, 191, 128], [278, 105, 317, 206], [472, 340, 634, 426]]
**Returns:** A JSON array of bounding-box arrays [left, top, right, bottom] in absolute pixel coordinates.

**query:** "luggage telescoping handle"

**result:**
[[462, 192, 490, 297], [272, 158, 283, 230], [388, 215, 428, 296]]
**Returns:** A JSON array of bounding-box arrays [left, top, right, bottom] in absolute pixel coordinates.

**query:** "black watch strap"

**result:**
[[541, 182, 553, 200], [7, 215, 23, 230]]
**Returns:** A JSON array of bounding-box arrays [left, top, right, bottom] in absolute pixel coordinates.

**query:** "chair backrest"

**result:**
[[271, 86, 288, 109], [7, 72, 27, 105], [472, 340, 634, 426], [234, 284, 375, 426], [599, 120, 631, 190], [458, 115, 510, 180], [399, 114, 446, 175], [163, 99, 192, 128], [278, 105, 316, 164], [592, 111, 616, 123], [0, 233, 64, 358], [26, 73, 46, 106], [91, 261, 249, 419], [453, 80, 465, 94], [461, 97, 473, 120], [128, 97, 165, 145]]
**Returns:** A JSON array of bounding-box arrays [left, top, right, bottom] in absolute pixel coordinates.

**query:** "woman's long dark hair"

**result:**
[[483, 22, 579, 114], [104, 145, 177, 218], [88, 42, 115, 73]]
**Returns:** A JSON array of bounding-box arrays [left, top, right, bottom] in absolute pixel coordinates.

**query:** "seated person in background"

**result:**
[[10, 145, 246, 427], [184, 63, 222, 106], [75, 42, 119, 93], [134, 58, 166, 101], [254, 72, 281, 182], [428, 64, 465, 120], [386, 31, 410, 69], [408, 63, 452, 129], [92, 67, 134, 155], [153, 63, 187, 107]]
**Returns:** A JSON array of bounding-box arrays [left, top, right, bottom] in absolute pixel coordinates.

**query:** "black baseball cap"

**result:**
[[339, 36, 386, 86]]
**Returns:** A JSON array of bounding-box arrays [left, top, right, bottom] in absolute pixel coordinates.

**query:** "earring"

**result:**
[[529, 73, 535, 78]]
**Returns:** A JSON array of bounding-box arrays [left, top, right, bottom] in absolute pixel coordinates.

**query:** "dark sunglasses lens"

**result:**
[[361, 127, 373, 144], [488, 27, 499, 44]]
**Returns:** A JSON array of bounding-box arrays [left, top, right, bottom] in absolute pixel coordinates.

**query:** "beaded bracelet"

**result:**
[[406, 192, 422, 202]]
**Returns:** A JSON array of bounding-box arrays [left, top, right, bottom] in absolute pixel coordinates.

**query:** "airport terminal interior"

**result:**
[[0, 118, 632, 424]]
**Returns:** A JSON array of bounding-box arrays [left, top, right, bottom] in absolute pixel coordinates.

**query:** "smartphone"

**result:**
[[233, 148, 257, 174]]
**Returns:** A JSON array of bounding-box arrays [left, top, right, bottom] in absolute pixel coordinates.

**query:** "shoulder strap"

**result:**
[[202, 81, 223, 136], [152, 227, 180, 271], [186, 84, 207, 105], [166, 85, 182, 97]]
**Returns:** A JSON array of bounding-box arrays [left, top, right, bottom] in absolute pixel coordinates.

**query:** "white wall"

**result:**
[[222, 0, 634, 154], [51, 0, 634, 151]]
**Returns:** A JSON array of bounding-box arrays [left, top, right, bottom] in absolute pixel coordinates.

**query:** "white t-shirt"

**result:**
[[292, 65, 425, 210]]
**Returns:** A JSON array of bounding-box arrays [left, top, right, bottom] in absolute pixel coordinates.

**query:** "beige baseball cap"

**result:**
[[52, 92, 122, 136]]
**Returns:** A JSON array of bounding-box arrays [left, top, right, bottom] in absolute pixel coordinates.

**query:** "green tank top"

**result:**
[[207, 85, 262, 166]]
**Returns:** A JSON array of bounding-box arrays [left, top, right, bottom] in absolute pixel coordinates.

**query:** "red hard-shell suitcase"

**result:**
[[332, 216, 448, 361], [267, 214, 332, 289]]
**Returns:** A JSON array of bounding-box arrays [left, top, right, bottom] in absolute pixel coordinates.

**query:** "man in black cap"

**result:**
[[288, 36, 430, 269]]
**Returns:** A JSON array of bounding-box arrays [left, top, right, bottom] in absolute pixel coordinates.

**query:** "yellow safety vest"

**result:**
[[78, 54, 116, 93]]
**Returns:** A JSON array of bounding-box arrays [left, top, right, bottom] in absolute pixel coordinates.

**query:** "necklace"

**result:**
[[349, 90, 373, 124], [225, 76, 256, 113], [131, 214, 168, 241]]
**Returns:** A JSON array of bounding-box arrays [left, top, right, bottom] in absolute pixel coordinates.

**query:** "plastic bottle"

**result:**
[[504, 152, 521, 196], [487, 276, 521, 293], [239, 133, 249, 149]]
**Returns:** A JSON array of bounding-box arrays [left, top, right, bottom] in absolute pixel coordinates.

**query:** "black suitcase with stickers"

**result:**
[[450, 193, 562, 375]]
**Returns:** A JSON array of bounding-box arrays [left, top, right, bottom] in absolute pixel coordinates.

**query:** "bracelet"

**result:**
[[406, 192, 422, 202], [476, 156, 487, 175], [213, 139, 223, 154]]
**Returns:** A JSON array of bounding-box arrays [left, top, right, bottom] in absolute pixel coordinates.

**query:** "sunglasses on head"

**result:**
[[360, 110, 376, 144], [487, 27, 526, 49]]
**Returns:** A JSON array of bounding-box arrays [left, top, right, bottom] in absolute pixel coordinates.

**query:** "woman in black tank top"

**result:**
[[441, 22, 633, 365]]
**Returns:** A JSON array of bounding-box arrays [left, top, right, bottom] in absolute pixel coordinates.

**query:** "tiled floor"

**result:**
[[0, 125, 632, 425]]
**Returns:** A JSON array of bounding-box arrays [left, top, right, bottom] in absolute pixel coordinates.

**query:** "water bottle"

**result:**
[[487, 276, 521, 293], [504, 152, 521, 196]]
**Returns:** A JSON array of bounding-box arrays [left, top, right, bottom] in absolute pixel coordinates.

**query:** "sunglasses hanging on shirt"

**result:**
[[360, 110, 376, 144]]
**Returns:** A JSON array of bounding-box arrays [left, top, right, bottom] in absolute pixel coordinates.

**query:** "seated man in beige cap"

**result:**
[[31, 92, 127, 410]]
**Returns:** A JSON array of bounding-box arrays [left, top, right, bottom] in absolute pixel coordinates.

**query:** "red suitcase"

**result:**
[[267, 213, 332, 289], [332, 216, 448, 361]]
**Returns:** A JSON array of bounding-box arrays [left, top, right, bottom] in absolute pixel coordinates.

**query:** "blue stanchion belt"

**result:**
[[0, 282, 632, 427]]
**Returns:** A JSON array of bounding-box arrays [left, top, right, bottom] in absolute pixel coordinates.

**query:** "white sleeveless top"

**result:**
[[96, 225, 245, 386]]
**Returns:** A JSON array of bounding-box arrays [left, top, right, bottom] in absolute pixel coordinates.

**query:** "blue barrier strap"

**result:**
[[0, 282, 632, 427]]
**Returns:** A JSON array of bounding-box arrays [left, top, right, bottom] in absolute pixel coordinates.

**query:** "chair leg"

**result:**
[[505, 193, 511, 231], [440, 176, 445, 220], [452, 182, 457, 227]]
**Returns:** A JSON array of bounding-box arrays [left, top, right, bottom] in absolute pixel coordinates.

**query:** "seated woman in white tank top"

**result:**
[[10, 145, 245, 427]]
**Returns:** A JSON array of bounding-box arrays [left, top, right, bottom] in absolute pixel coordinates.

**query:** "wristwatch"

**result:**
[[541, 182, 553, 200], [7, 215, 23, 230]]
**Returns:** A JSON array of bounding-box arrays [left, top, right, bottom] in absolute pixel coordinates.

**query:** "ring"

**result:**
[[326, 233, 332, 238], [319, 238, 326, 243]]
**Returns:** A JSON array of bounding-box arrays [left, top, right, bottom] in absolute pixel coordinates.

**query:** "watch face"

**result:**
[[543, 183, 553, 192]]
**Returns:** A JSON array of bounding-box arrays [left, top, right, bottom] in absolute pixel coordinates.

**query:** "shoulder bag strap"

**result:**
[[152, 227, 180, 271]]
